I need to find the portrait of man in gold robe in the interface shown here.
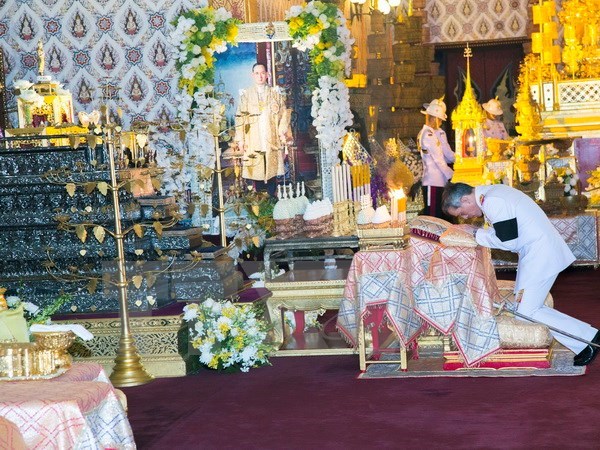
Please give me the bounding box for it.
[234,63,291,183]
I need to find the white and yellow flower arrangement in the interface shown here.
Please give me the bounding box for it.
[183,298,275,372]
[171,7,239,96]
[482,170,504,185]
[286,1,354,164]
[553,167,579,196]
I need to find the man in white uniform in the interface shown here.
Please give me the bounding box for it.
[442,182,600,366]
[417,99,455,220]
[482,98,509,143]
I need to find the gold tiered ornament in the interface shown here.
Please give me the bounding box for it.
[451,44,486,186]
[518,0,600,137]
[9,40,87,147]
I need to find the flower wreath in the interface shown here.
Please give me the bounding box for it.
[286,1,354,164]
[170,2,354,206]
[164,7,240,210]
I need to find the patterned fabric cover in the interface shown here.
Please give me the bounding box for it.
[409,215,452,242]
[0,364,134,449]
[439,226,477,248]
[337,235,501,366]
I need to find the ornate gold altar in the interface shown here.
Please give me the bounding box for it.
[523,0,600,138]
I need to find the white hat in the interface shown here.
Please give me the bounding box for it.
[421,99,447,120]
[422,98,447,113]
[482,98,503,116]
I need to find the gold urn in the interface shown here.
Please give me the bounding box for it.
[32,331,76,369]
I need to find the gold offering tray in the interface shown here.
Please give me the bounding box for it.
[357,224,409,251]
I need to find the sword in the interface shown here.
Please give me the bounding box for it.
[493,302,600,349]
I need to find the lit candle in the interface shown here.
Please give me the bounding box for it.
[397,189,407,223]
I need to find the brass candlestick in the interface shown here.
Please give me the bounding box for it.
[103,107,153,387]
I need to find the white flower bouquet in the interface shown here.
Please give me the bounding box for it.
[183,299,275,372]
[554,167,579,196]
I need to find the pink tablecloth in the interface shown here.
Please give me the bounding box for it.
[53,362,110,383]
[337,236,501,366]
[0,364,134,449]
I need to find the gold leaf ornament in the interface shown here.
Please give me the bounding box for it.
[153,221,163,236]
[252,236,261,247]
[134,249,144,256]
[151,177,162,191]
[93,226,106,243]
[97,181,109,196]
[207,123,220,137]
[146,274,157,288]
[87,279,98,294]
[85,182,96,194]
[133,224,144,238]
[132,275,143,289]
[76,224,87,242]
[66,183,76,197]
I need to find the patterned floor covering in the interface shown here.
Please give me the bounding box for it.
[358,347,586,379]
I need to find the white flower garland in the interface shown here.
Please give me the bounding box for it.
[167,6,237,213]
[311,76,353,164]
[286,2,354,164]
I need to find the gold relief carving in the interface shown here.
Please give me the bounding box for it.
[57,315,184,358]
[82,355,186,378]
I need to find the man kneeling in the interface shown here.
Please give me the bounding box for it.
[442,181,600,366]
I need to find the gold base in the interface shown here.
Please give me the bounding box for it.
[57,314,187,378]
[109,333,154,387]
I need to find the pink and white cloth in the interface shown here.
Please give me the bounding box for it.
[0,363,135,449]
[337,236,501,366]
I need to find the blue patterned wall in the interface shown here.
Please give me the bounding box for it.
[1,0,204,129]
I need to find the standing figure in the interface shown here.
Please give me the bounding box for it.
[417,98,455,220]
[442,182,600,366]
[482,97,509,140]
[234,63,291,188]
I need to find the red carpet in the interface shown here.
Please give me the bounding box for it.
[123,267,600,449]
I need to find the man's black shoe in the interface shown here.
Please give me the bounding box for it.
[573,331,600,366]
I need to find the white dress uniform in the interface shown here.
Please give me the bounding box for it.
[483,118,509,140]
[417,124,455,187]
[473,184,597,353]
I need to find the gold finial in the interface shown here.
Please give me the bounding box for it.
[451,43,485,132]
[463,43,473,59]
[37,40,45,77]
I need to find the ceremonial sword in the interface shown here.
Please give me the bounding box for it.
[493,302,600,349]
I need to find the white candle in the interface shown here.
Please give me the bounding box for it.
[340,163,346,201]
[345,163,353,202]
[331,170,337,203]
[337,165,343,201]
